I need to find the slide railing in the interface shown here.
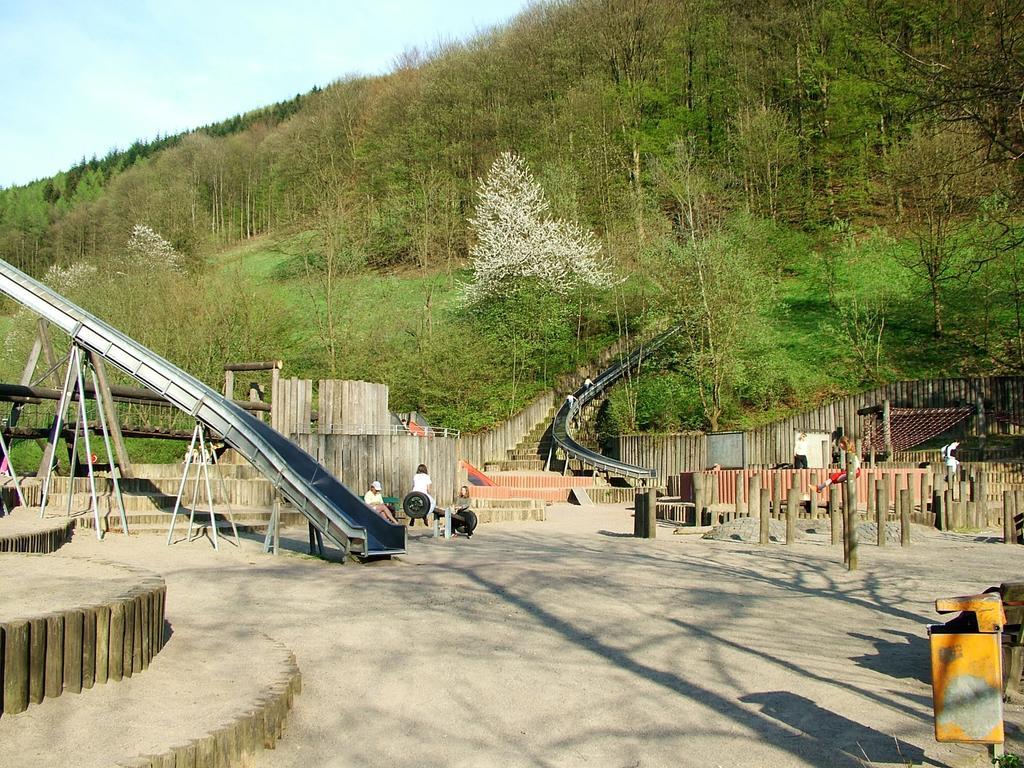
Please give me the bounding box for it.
[552,327,681,481]
[0,260,405,557]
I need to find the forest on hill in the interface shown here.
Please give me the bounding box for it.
[0,0,1021,437]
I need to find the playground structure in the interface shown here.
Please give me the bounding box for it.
[0,260,405,558]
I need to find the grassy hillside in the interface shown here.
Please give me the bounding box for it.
[0,0,1020,439]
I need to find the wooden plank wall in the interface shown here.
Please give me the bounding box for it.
[614,376,1024,480]
[295,433,460,506]
[270,378,312,436]
[277,387,554,505]
[318,380,390,434]
[615,434,707,479]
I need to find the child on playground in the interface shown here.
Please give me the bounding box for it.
[813,436,861,492]
[363,480,399,524]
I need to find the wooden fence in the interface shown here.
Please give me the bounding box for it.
[275,387,554,506]
[613,376,1024,479]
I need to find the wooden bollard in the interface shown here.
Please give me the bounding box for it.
[44,613,64,698]
[1005,491,1017,544]
[95,604,110,685]
[829,486,842,546]
[809,484,818,519]
[28,616,46,704]
[123,598,136,677]
[748,475,761,518]
[109,602,125,682]
[771,477,781,521]
[900,488,911,547]
[879,480,890,528]
[786,487,798,545]
[3,621,30,714]
[63,609,84,694]
[1016,491,1024,543]
[933,491,945,530]
[633,492,645,537]
[759,488,770,545]
[133,595,144,674]
[978,473,989,526]
[846,473,858,571]
[140,594,152,669]
[877,488,887,547]
[81,606,96,690]
[734,474,744,521]
[692,473,705,526]
[944,490,955,531]
[920,472,930,518]
[866,474,876,518]
[646,488,657,538]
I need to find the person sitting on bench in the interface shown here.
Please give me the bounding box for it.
[364,480,399,524]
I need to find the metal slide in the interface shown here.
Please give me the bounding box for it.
[0,260,405,557]
[552,327,681,481]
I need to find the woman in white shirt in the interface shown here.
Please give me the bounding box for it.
[410,464,434,526]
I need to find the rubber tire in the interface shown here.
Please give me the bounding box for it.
[453,509,478,537]
[403,491,431,520]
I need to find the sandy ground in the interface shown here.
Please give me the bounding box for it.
[3,503,1023,768]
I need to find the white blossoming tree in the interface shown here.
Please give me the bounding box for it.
[464,152,613,302]
[463,152,615,408]
[126,224,184,273]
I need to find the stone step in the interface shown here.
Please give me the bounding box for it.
[38,476,274,508]
[485,459,546,472]
[469,485,570,503]
[488,473,599,490]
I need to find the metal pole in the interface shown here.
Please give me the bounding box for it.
[0,426,25,507]
[197,428,219,551]
[166,425,199,545]
[39,347,78,517]
[72,347,102,540]
[88,360,128,535]
[209,443,239,546]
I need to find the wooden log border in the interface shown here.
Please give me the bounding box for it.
[0,519,75,554]
[113,643,302,768]
[0,561,167,716]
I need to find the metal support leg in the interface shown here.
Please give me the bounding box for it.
[72,348,102,539]
[40,347,79,517]
[197,428,219,551]
[0,426,25,507]
[209,445,239,546]
[88,361,128,534]
[167,426,200,545]
[444,507,452,540]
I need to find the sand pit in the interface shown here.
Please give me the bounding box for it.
[1,502,1021,767]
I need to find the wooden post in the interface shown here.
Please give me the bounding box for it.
[692,473,705,526]
[878,487,888,547]
[1005,491,1017,545]
[3,621,30,714]
[866,473,876,519]
[748,474,761,519]
[759,488,770,545]
[944,490,955,531]
[934,490,945,531]
[809,483,818,519]
[829,486,842,547]
[646,487,657,538]
[977,472,989,527]
[920,472,930,517]
[846,472,859,570]
[89,352,132,479]
[633,492,645,537]
[734,473,744,521]
[786,487,798,545]
[882,399,892,458]
[771,474,781,521]
[900,488,911,547]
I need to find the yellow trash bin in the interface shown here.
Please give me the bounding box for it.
[929,592,1005,745]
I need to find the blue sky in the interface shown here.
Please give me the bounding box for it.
[0,0,532,189]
